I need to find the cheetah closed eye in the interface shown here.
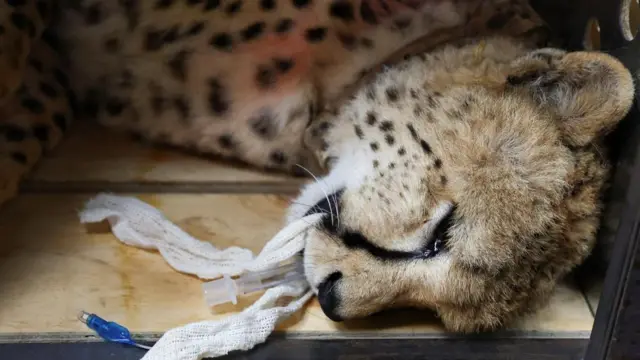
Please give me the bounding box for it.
[290,37,634,332]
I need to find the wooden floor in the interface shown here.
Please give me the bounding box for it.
[0,122,601,343]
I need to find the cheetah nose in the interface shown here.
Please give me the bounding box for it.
[317,271,344,322]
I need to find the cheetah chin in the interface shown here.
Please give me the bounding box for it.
[287,37,634,332]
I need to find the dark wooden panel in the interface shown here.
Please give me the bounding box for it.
[584,78,640,360]
[0,338,589,360]
[530,0,586,49]
[608,252,640,360]
[584,149,640,360]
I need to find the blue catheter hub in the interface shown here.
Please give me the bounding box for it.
[78,310,150,350]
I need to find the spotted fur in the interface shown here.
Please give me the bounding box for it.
[0,0,550,207]
[289,37,634,331]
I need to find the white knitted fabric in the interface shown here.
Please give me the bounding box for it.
[79,193,322,360]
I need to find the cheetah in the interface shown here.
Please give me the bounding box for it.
[0,0,634,332]
[0,0,547,206]
[289,38,634,331]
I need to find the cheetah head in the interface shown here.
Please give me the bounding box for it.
[287,37,635,332]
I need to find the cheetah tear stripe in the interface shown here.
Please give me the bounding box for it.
[79,193,322,360]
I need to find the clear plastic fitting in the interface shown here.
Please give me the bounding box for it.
[202,258,305,308]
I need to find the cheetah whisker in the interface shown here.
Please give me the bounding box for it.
[294,164,338,228]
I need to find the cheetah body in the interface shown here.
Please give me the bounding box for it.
[0,0,545,187]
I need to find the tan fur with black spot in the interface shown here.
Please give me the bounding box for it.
[291,37,634,332]
[0,0,546,208]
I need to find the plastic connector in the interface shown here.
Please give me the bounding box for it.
[202,258,305,308]
[78,311,151,350]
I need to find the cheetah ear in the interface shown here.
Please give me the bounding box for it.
[506,49,635,147]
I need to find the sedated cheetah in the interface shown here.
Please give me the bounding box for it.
[0,0,547,206]
[0,1,635,332]
[289,39,634,330]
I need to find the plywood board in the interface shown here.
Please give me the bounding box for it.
[0,194,593,340]
[27,122,301,188]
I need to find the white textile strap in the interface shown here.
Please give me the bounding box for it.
[79,193,322,360]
